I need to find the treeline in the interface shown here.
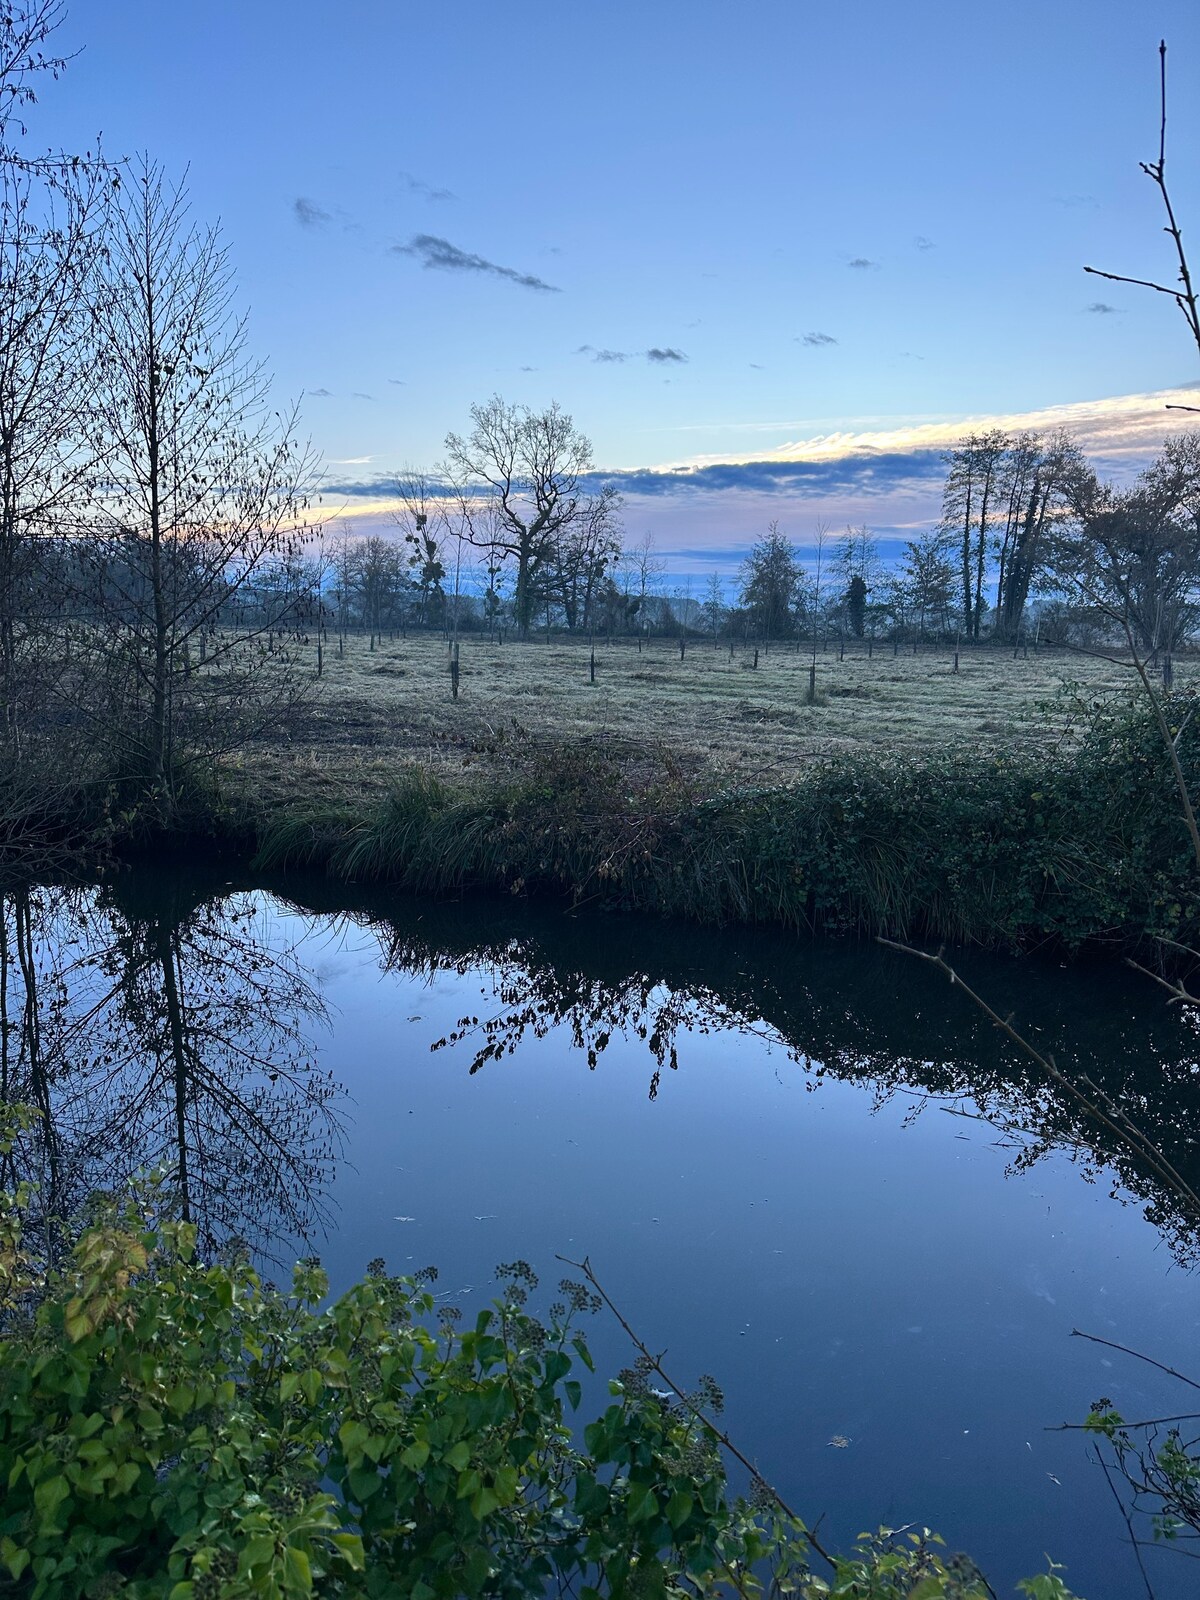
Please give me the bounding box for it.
[720,429,1200,654]
[317,421,1200,654]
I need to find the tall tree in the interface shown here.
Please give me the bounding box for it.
[78,161,318,814]
[740,522,801,639]
[443,396,619,639]
[1063,433,1200,659]
[941,430,1008,640]
[994,430,1085,640]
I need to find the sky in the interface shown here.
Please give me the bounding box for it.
[30,0,1200,576]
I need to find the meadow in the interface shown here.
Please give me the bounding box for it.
[241,628,1176,806]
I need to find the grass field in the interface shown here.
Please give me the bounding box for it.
[236,629,1191,806]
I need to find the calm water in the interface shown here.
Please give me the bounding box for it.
[5,866,1200,1599]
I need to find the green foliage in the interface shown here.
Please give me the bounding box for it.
[0,1144,1080,1599]
[250,692,1200,954]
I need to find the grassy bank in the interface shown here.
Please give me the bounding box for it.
[243,691,1200,953]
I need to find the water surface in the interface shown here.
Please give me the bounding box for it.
[4,868,1199,1599]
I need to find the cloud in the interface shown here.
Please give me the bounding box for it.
[800,331,837,347]
[577,345,689,365]
[749,363,764,370]
[400,170,455,202]
[848,257,877,270]
[307,387,333,398]
[330,455,374,466]
[1086,301,1119,314]
[594,452,944,502]
[914,235,934,250]
[352,391,376,401]
[294,197,331,228]
[578,344,631,363]
[387,377,406,385]
[319,387,1200,565]
[519,365,537,372]
[395,234,560,292]
[1053,193,1099,209]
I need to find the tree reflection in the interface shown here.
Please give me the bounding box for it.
[0,878,342,1257]
[367,905,1200,1263]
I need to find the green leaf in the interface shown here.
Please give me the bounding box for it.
[564,1380,583,1411]
[0,1540,29,1581]
[400,1440,431,1471]
[282,1545,313,1594]
[33,1475,69,1525]
[666,1489,694,1529]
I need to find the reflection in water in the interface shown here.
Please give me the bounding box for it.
[373,903,1200,1265]
[0,878,342,1256]
[6,865,1200,1273]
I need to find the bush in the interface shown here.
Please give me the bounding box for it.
[0,1107,1075,1599]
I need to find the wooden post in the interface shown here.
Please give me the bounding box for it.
[679,636,686,661]
[450,641,460,700]
[752,648,759,669]
[589,647,595,683]
[893,639,899,657]
[953,629,961,674]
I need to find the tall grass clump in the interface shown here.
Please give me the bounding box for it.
[248,695,1200,953]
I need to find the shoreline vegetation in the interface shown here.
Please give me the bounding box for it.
[8,641,1199,961]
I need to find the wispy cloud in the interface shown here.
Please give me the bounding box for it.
[1086,301,1119,314]
[520,365,537,372]
[352,391,376,401]
[848,257,878,270]
[914,235,935,250]
[799,331,837,347]
[329,455,374,466]
[307,387,333,398]
[387,377,406,385]
[294,197,331,228]
[578,345,689,365]
[578,345,631,363]
[395,234,560,292]
[400,170,455,202]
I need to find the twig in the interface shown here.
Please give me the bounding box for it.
[1085,41,1200,376]
[1097,1445,1158,1600]
[1125,956,1200,1009]
[1070,1329,1200,1393]
[1050,1413,1200,1432]
[556,1251,838,1573]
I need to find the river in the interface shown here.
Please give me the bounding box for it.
[3,865,1199,1599]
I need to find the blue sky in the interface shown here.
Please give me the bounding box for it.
[36,0,1200,571]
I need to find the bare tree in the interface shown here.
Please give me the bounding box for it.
[394,466,447,629]
[77,160,319,815]
[443,395,620,639]
[1062,434,1200,662]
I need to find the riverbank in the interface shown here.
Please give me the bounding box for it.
[7,679,1198,956]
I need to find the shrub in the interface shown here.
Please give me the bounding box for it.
[0,1108,1072,1598]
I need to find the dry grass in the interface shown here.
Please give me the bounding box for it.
[233,630,1194,805]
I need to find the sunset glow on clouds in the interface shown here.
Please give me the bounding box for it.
[320,385,1200,573]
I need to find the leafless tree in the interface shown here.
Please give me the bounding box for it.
[76,160,319,815]
[443,395,620,639]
